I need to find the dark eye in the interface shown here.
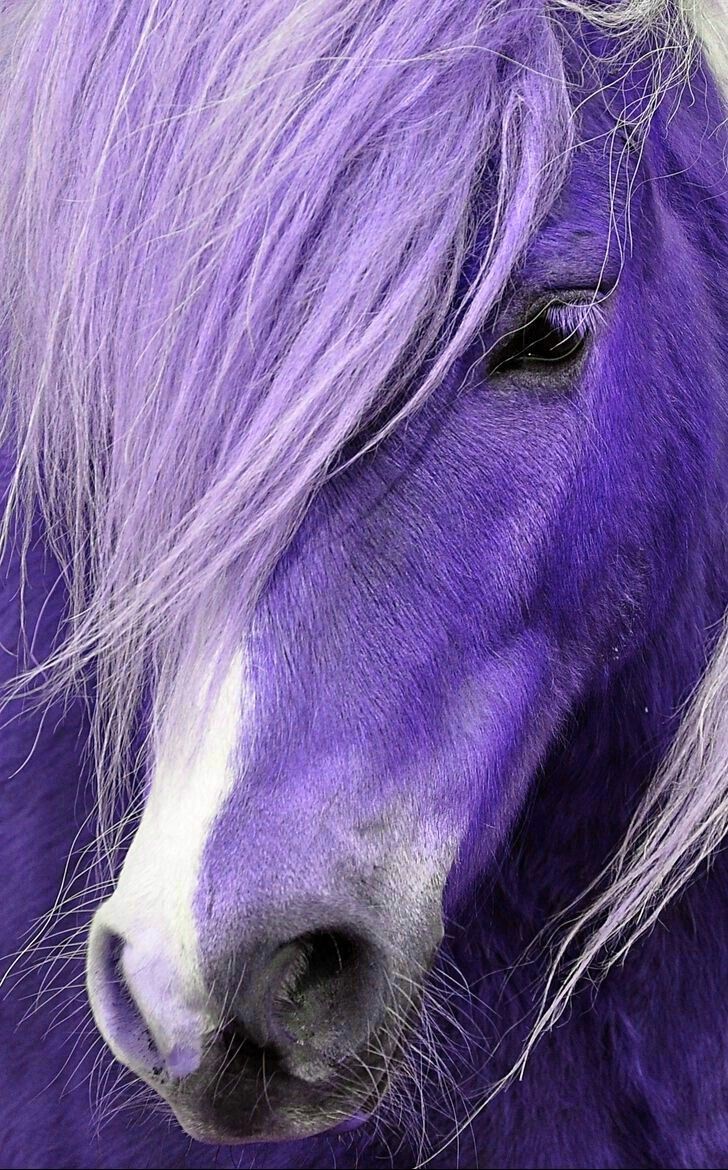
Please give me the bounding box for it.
[488,300,591,377]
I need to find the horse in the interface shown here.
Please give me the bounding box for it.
[1,0,727,1166]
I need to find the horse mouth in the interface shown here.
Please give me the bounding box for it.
[163,1038,394,1145]
[171,1082,386,1146]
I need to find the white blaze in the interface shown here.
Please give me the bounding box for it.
[92,653,246,1070]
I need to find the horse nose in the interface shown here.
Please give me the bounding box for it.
[230,926,387,1082]
[88,905,390,1089]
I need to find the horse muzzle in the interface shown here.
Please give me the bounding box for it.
[87,895,440,1142]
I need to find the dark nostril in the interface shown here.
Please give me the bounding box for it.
[241,928,385,1082]
[275,930,360,1029]
[87,925,163,1077]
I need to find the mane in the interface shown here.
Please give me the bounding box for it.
[0,0,724,1130]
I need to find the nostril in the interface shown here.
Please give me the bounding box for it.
[276,930,360,1025]
[87,925,163,1078]
[252,928,385,1081]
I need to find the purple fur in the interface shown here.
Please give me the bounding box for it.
[1,1,728,1168]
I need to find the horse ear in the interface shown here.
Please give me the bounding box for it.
[689,0,728,95]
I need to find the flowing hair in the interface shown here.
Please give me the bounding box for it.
[0,0,725,1135]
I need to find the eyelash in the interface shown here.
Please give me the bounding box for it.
[488,298,603,377]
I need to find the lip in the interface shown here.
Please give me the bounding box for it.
[171,1099,372,1147]
[164,1050,391,1145]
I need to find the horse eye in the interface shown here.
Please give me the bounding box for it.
[488,302,589,377]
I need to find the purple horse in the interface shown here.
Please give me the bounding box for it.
[1,0,728,1166]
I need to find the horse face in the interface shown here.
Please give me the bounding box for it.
[87,91,723,1142]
